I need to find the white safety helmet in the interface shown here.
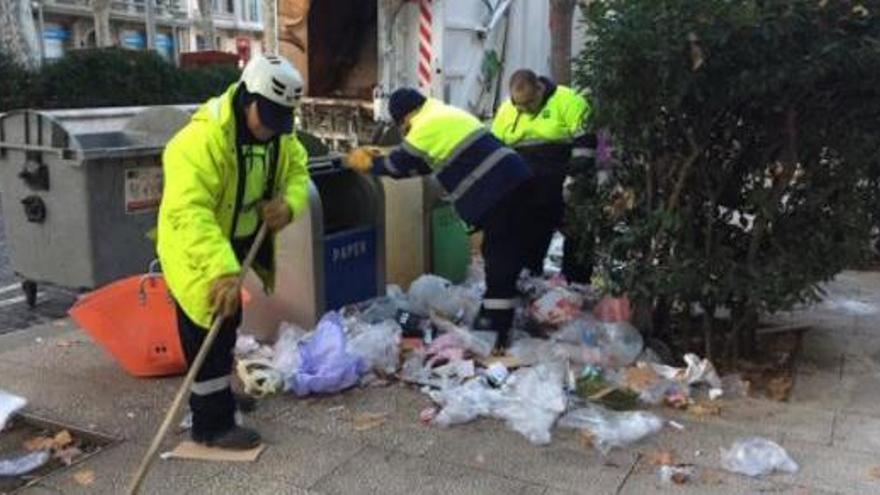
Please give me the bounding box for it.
[240,54,304,108]
[236,358,283,399]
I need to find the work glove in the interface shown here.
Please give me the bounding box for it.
[259,198,292,232]
[344,147,381,173]
[209,274,241,318]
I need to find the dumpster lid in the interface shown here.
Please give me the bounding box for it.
[0,106,196,163]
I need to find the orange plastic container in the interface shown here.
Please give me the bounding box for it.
[70,273,251,378]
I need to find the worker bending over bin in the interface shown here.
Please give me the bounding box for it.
[492,69,597,284]
[157,55,310,450]
[345,88,533,350]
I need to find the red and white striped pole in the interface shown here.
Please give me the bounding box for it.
[418,0,433,95]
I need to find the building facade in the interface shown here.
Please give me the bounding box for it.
[30,0,264,64]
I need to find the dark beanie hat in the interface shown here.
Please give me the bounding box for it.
[388,88,427,125]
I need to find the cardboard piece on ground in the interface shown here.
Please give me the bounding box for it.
[165,441,265,462]
[477,355,523,369]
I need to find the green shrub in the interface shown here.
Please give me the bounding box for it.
[571,0,880,359]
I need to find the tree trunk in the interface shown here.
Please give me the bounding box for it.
[0,0,41,69]
[91,0,113,47]
[262,0,277,55]
[197,0,215,50]
[548,0,576,85]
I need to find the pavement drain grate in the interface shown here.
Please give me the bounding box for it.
[0,413,121,494]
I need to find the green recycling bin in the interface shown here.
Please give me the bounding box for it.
[430,203,470,284]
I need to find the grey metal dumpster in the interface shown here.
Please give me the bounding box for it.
[243,153,386,336]
[0,106,191,305]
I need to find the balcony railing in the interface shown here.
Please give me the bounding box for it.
[42,0,188,21]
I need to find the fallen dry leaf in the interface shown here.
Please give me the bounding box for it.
[767,376,794,401]
[624,366,661,392]
[689,401,722,417]
[73,469,95,486]
[868,466,880,480]
[54,446,83,466]
[578,429,596,450]
[646,449,676,467]
[23,436,56,452]
[353,412,387,432]
[54,430,73,448]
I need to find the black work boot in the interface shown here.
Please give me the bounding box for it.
[234,393,257,413]
[193,426,262,450]
[474,308,514,352]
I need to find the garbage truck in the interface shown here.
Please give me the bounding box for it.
[279,0,568,150]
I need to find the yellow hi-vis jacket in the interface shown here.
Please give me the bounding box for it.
[157,83,310,328]
[491,78,594,168]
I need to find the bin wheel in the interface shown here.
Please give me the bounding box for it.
[22,281,37,308]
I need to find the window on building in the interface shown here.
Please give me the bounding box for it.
[248,0,260,22]
[226,0,234,13]
[196,35,207,51]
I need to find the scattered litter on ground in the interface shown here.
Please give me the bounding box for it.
[668,420,685,431]
[659,464,696,485]
[558,404,664,454]
[23,429,73,452]
[287,312,366,396]
[236,358,283,398]
[652,353,723,398]
[353,412,388,431]
[55,339,84,348]
[646,449,677,466]
[720,437,798,477]
[0,390,27,431]
[72,469,96,486]
[54,446,83,466]
[0,451,51,477]
[688,401,722,417]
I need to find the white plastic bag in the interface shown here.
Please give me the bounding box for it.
[558,404,664,453]
[720,437,798,477]
[492,363,567,445]
[652,353,723,398]
[430,379,502,427]
[0,451,50,476]
[346,320,402,374]
[0,390,26,431]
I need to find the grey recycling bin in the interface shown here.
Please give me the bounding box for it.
[0,106,191,305]
[243,153,386,336]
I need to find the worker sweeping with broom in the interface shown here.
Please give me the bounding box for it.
[155,54,309,451]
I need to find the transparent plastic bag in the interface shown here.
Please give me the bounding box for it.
[360,285,411,323]
[346,320,402,374]
[408,275,479,322]
[598,321,644,367]
[529,287,585,327]
[720,437,798,477]
[430,378,502,427]
[272,322,308,384]
[554,316,600,346]
[429,314,493,357]
[558,404,664,454]
[492,363,567,445]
